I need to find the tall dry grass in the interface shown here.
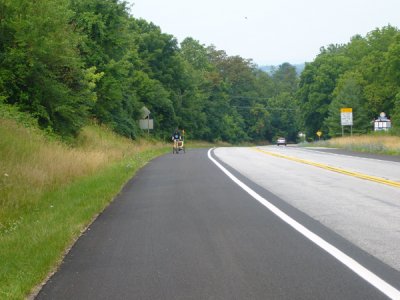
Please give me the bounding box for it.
[0,119,165,219]
[316,135,400,155]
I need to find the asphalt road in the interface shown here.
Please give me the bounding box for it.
[214,146,400,273]
[37,148,400,299]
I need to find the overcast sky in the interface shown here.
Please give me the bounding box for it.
[127,0,400,66]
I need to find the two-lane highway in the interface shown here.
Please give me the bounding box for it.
[37,147,400,299]
[214,146,400,273]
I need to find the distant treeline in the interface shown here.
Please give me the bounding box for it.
[1,0,399,142]
[260,64,305,76]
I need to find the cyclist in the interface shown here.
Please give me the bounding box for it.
[171,128,181,149]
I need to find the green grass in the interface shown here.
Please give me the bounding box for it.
[0,145,169,300]
[0,107,170,299]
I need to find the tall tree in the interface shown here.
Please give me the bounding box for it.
[70,0,143,138]
[297,44,351,137]
[359,26,400,116]
[325,71,370,136]
[0,0,99,137]
[272,62,298,95]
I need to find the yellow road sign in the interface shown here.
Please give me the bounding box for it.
[341,108,353,113]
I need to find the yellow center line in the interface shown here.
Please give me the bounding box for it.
[253,147,400,189]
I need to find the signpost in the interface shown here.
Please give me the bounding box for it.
[139,106,153,135]
[340,108,353,136]
[316,130,322,140]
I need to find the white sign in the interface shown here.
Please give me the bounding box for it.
[139,119,153,130]
[374,112,391,131]
[340,108,353,126]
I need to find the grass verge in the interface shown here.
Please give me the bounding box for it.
[0,114,169,299]
[303,134,400,156]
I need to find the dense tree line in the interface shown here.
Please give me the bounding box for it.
[1,0,398,143]
[298,25,400,138]
[0,0,299,143]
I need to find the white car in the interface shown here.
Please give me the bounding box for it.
[277,137,287,146]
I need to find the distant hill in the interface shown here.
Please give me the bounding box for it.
[260,63,305,75]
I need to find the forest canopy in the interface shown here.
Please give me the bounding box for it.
[298,25,400,138]
[1,0,399,142]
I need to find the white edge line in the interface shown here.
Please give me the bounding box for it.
[208,148,400,300]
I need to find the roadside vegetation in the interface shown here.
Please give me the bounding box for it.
[304,133,400,156]
[0,107,169,299]
[0,0,300,144]
[298,26,400,139]
[2,0,400,145]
